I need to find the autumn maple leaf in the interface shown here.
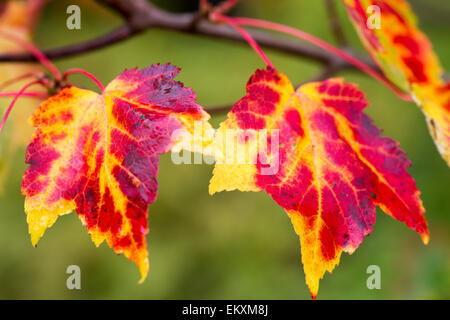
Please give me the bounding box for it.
[209,68,428,298]
[21,63,214,281]
[343,0,450,166]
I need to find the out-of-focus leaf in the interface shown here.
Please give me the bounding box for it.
[343,0,450,165]
[0,0,45,191]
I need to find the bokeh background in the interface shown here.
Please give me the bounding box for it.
[0,0,448,299]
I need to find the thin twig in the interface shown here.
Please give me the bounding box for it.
[206,105,233,115]
[325,0,348,47]
[206,64,350,115]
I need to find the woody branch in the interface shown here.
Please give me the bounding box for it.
[0,0,377,114]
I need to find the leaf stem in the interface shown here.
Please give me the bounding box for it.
[222,16,412,101]
[0,72,43,91]
[325,0,348,47]
[0,80,44,134]
[63,68,105,93]
[0,30,62,80]
[28,0,49,31]
[0,91,47,98]
[211,13,275,70]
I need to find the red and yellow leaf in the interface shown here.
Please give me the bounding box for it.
[343,0,450,165]
[209,68,428,298]
[21,63,214,281]
[0,0,44,191]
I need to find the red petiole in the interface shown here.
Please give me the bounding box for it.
[211,13,276,70]
[63,69,105,93]
[0,91,48,98]
[211,13,412,101]
[0,80,46,134]
[214,0,240,14]
[0,30,62,80]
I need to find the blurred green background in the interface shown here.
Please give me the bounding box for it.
[0,0,448,299]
